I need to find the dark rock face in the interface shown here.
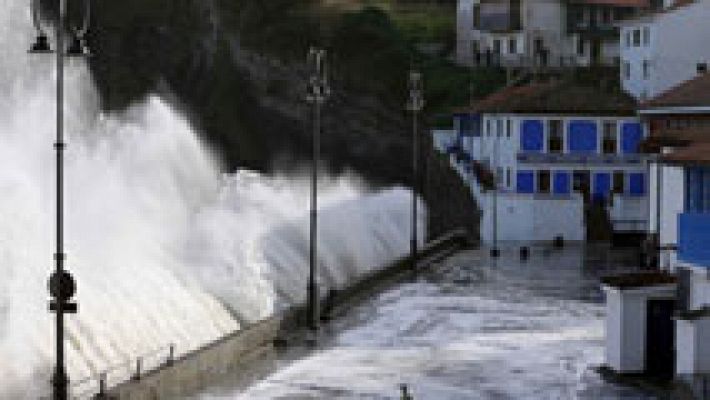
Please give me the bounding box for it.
[81,0,479,239]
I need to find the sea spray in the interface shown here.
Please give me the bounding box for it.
[0,0,425,397]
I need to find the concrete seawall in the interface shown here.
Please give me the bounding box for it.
[99,230,469,400]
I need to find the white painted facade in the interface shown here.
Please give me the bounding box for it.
[449,112,649,244]
[620,1,710,101]
[648,160,684,272]
[456,0,631,68]
[603,284,677,373]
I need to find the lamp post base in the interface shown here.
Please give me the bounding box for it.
[307,281,319,331]
[410,239,418,271]
[52,369,68,400]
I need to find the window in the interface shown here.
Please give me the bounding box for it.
[625,31,631,48]
[613,171,625,194]
[643,26,650,46]
[493,39,501,55]
[548,119,563,153]
[506,119,512,138]
[623,62,631,80]
[496,119,503,137]
[642,60,650,80]
[486,119,491,136]
[538,170,551,194]
[508,38,517,54]
[603,121,618,154]
[686,167,710,212]
[577,38,585,56]
[698,63,708,74]
[633,29,641,47]
[506,168,511,188]
[603,7,612,24]
[473,4,480,28]
[573,170,591,195]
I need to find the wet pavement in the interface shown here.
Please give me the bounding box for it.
[197,245,672,400]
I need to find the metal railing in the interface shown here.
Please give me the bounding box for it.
[63,343,176,399]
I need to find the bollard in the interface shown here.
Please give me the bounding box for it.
[400,384,413,400]
[520,246,530,261]
[553,235,564,249]
[490,247,500,258]
[133,358,142,381]
[96,372,107,399]
[167,344,175,367]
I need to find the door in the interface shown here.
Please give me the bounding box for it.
[646,299,675,377]
[591,39,602,65]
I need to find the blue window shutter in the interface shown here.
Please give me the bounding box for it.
[629,173,646,197]
[553,171,571,195]
[622,123,643,154]
[568,121,598,153]
[517,171,535,193]
[521,120,544,152]
[593,172,611,202]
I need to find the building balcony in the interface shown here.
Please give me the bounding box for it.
[567,23,619,39]
[678,213,710,267]
[516,152,644,166]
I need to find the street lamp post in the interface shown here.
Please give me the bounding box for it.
[305,47,330,331]
[29,0,90,398]
[407,71,425,271]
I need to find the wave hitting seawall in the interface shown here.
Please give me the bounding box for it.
[0,1,425,397]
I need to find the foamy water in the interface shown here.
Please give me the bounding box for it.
[0,1,424,397]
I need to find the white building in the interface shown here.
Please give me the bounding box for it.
[450,80,648,245]
[619,0,710,101]
[456,0,649,69]
[605,73,710,388]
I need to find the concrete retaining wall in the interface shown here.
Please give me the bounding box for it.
[99,230,468,400]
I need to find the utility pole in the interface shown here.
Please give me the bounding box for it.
[29,0,91,397]
[407,70,425,271]
[305,47,330,331]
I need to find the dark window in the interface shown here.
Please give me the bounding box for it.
[624,62,631,80]
[538,170,551,194]
[625,31,631,48]
[508,38,517,54]
[603,7,612,23]
[643,27,650,46]
[506,119,512,138]
[613,171,625,194]
[685,168,710,212]
[506,168,511,187]
[698,63,708,74]
[573,170,591,195]
[548,120,563,153]
[633,29,641,47]
[577,38,585,56]
[643,60,650,79]
[493,39,501,54]
[473,4,480,28]
[603,121,618,154]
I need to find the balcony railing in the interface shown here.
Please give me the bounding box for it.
[678,213,710,267]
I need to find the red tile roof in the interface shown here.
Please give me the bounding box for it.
[661,142,710,165]
[465,80,637,116]
[640,127,710,153]
[642,73,710,110]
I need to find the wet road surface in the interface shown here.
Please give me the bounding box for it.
[197,245,669,400]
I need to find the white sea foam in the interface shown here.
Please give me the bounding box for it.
[0,1,424,397]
